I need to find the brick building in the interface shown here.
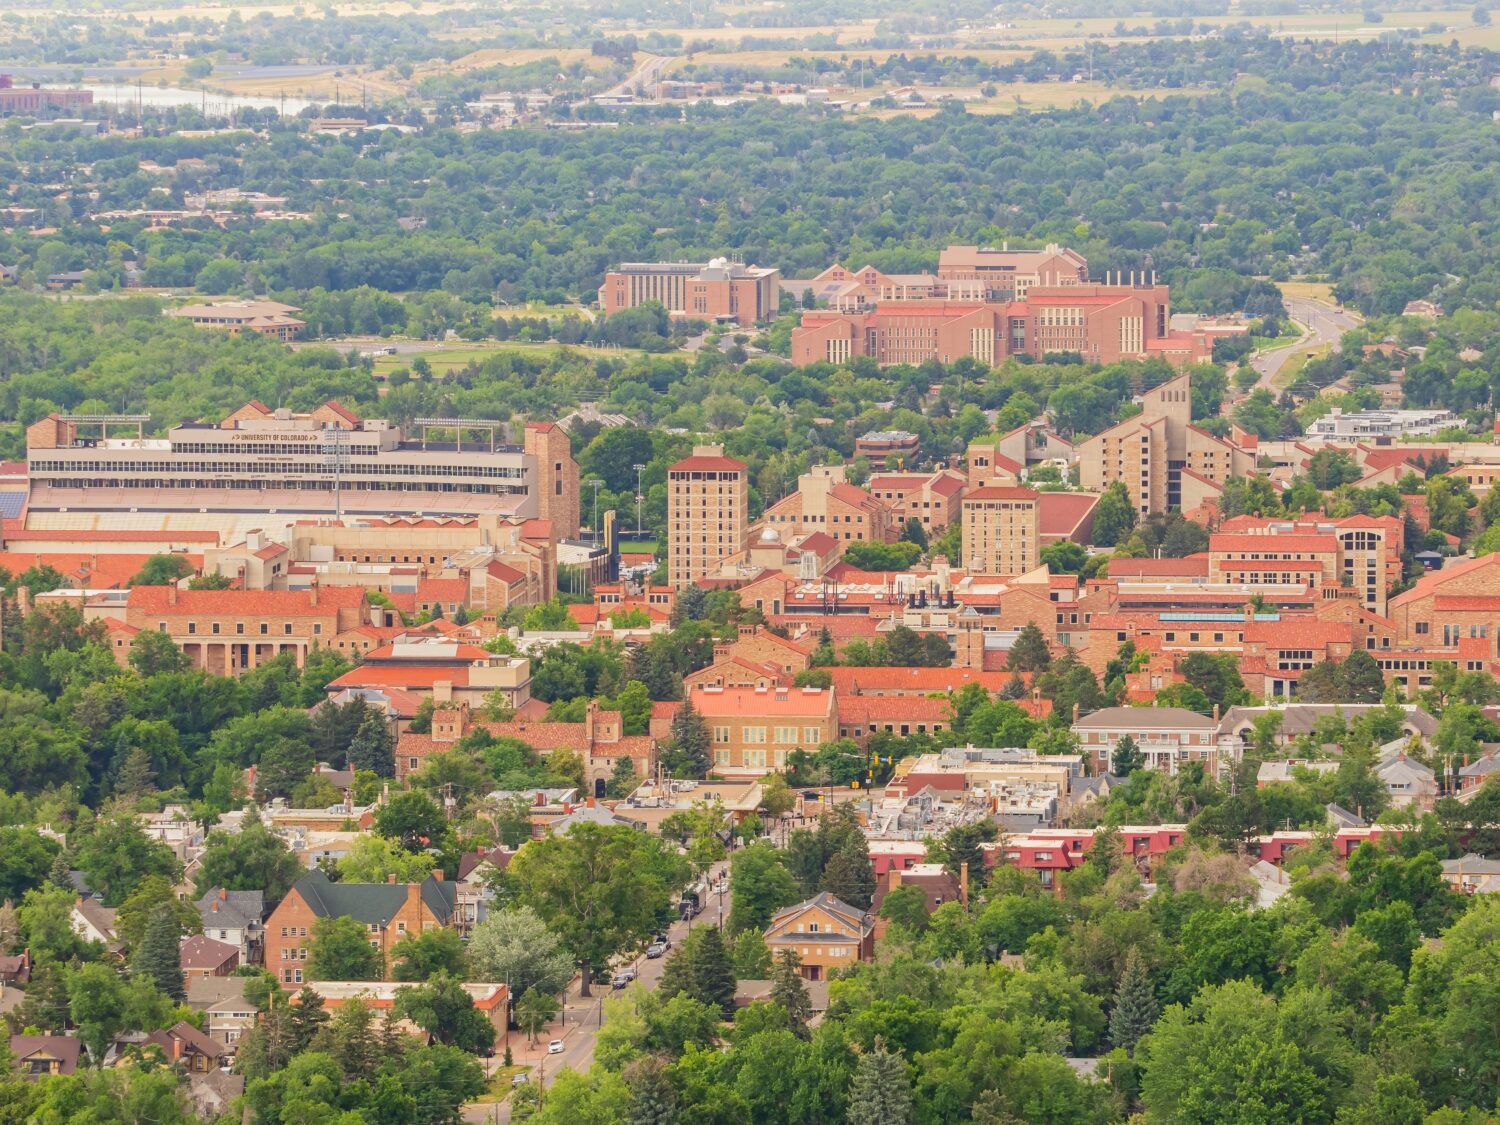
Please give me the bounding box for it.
[668,445,749,589]
[961,486,1041,576]
[867,469,966,532]
[681,683,839,776]
[598,258,780,328]
[123,586,369,674]
[760,465,894,544]
[853,430,920,470]
[1078,373,1255,516]
[763,893,874,981]
[263,869,457,987]
[1071,706,1222,777]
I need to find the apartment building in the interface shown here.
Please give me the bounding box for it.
[961,486,1041,576]
[263,869,457,986]
[25,401,580,533]
[598,258,780,328]
[760,465,894,544]
[1214,515,1402,615]
[1078,373,1256,515]
[686,683,839,776]
[122,586,370,674]
[1303,407,1461,444]
[324,637,533,710]
[867,469,966,532]
[668,445,749,589]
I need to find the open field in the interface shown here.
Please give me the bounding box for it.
[1273,342,1331,390]
[441,48,614,72]
[863,80,1215,118]
[492,303,595,321]
[1279,281,1340,304]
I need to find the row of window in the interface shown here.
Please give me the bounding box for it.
[34,458,528,480]
[712,725,824,745]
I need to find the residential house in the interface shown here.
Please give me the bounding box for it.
[9,1034,83,1078]
[1377,744,1437,811]
[71,898,118,947]
[1441,853,1500,894]
[179,935,240,979]
[143,1022,233,1072]
[295,981,510,1048]
[186,976,258,1046]
[0,951,30,985]
[195,887,264,965]
[263,869,457,986]
[763,893,875,981]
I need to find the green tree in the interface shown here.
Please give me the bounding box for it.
[464,905,574,997]
[508,823,685,995]
[127,554,195,587]
[132,904,186,1004]
[769,951,812,1040]
[1112,733,1144,776]
[116,874,200,952]
[515,985,561,1044]
[67,962,131,1066]
[878,884,931,936]
[659,925,737,1019]
[729,840,799,934]
[819,835,875,909]
[128,630,192,676]
[73,812,180,906]
[391,973,496,1054]
[848,1037,913,1125]
[662,694,712,778]
[194,820,303,904]
[1007,623,1051,674]
[375,790,446,852]
[347,709,395,777]
[392,928,467,982]
[1110,947,1157,1056]
[306,914,383,981]
[1093,480,1138,547]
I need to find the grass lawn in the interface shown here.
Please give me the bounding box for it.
[1279,281,1341,304]
[471,1065,529,1105]
[616,539,659,555]
[1273,343,1331,390]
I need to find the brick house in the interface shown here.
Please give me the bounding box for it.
[763,893,875,981]
[263,869,457,987]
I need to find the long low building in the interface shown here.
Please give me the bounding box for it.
[25,401,579,537]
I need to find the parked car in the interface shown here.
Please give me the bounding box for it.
[645,941,668,959]
[548,1039,565,1055]
[611,971,634,990]
[511,1072,529,1087]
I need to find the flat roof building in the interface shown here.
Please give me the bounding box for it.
[25,400,580,534]
[167,300,305,342]
[599,257,780,328]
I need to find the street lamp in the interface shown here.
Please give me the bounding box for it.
[632,463,645,536]
[587,479,603,546]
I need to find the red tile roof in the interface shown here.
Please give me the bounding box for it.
[964,486,1039,501]
[1245,619,1353,648]
[1209,533,1340,553]
[1036,492,1100,536]
[839,696,951,723]
[689,684,834,717]
[1,528,220,543]
[1391,552,1500,609]
[670,454,746,472]
[1107,556,1210,578]
[128,586,365,616]
[328,666,471,689]
[827,666,1012,694]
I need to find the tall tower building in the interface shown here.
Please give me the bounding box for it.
[523,422,580,540]
[668,445,748,589]
[961,486,1041,576]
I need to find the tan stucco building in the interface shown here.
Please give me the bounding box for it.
[668,445,749,589]
[960,486,1040,576]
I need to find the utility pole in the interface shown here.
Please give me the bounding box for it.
[632,463,645,535]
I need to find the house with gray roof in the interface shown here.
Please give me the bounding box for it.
[1071,706,1220,777]
[196,887,264,965]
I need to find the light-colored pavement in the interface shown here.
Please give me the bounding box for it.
[462,862,730,1123]
[1248,296,1361,390]
[595,53,672,102]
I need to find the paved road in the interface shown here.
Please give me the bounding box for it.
[1248,296,1362,391]
[596,53,673,101]
[463,863,730,1123]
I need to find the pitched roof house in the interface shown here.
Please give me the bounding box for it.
[9,1034,83,1078]
[763,893,875,981]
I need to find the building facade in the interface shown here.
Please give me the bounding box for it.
[1078,373,1255,515]
[760,465,894,544]
[668,445,749,589]
[687,683,839,775]
[598,258,780,328]
[26,401,580,529]
[961,486,1041,576]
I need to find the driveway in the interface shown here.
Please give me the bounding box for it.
[462,863,731,1123]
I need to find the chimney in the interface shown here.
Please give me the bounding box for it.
[308,582,319,607]
[959,861,969,907]
[387,873,397,884]
[1072,702,1080,723]
[211,900,218,913]
[432,869,443,882]
[1213,704,1220,721]
[219,888,227,900]
[167,583,178,606]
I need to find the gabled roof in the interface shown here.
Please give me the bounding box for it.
[9,1034,82,1073]
[289,869,455,926]
[768,892,870,936]
[146,1021,230,1060]
[1072,706,1216,730]
[195,888,264,929]
[179,935,240,970]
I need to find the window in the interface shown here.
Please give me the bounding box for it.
[744,726,766,744]
[284,623,293,635]
[714,726,730,744]
[804,726,822,745]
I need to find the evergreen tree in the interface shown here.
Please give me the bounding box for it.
[114,745,156,802]
[311,697,367,768]
[819,836,875,910]
[1001,675,1028,700]
[47,849,74,892]
[659,926,737,1019]
[770,951,812,1039]
[624,1056,679,1125]
[1007,623,1051,674]
[1092,480,1137,548]
[347,709,395,777]
[663,696,711,778]
[14,962,70,1032]
[132,903,185,1003]
[848,1037,913,1125]
[289,986,331,1052]
[605,755,639,798]
[1109,947,1158,1056]
[900,517,929,551]
[1112,734,1144,776]
[1342,651,1386,704]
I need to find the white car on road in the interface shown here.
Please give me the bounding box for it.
[547,1039,565,1055]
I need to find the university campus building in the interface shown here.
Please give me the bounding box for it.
[598,257,781,327]
[25,401,579,536]
[787,244,1217,369]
